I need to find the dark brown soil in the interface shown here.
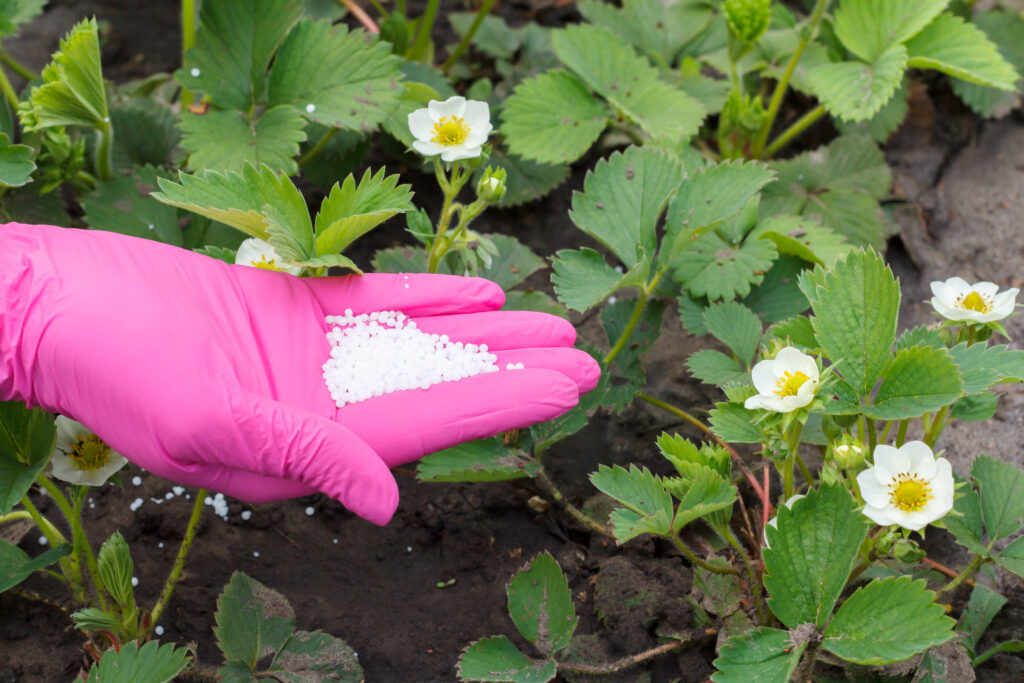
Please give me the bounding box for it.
[3,2,1024,682]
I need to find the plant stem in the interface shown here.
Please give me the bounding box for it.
[793,642,821,681]
[95,119,113,182]
[338,0,380,32]
[750,0,828,158]
[36,476,75,522]
[921,557,973,583]
[782,422,805,499]
[180,0,197,107]
[440,0,496,72]
[763,103,827,158]
[408,0,438,61]
[938,554,987,596]
[604,269,665,366]
[0,510,33,524]
[669,534,740,575]
[558,638,691,674]
[533,467,613,538]
[145,488,206,635]
[298,127,337,167]
[895,418,909,447]
[0,48,34,81]
[717,523,764,624]
[70,485,108,610]
[16,496,65,546]
[923,405,949,447]
[0,65,19,110]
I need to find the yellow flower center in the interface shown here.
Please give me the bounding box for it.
[775,371,810,397]
[250,256,280,271]
[69,434,112,471]
[957,290,992,313]
[889,473,933,512]
[431,116,470,146]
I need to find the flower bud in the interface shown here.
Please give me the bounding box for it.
[893,538,926,563]
[830,438,866,470]
[723,0,771,44]
[476,166,507,203]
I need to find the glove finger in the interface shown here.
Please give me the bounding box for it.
[334,368,580,467]
[490,347,601,393]
[303,272,504,318]
[161,464,318,502]
[411,310,578,350]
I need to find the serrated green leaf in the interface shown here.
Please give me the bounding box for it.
[665,469,737,529]
[97,532,134,608]
[694,559,743,616]
[943,474,986,556]
[570,146,686,268]
[194,245,238,264]
[153,163,308,242]
[807,45,908,122]
[553,24,705,141]
[972,454,1024,541]
[750,216,851,268]
[176,0,302,111]
[708,402,763,444]
[673,231,778,301]
[551,249,642,312]
[766,134,892,198]
[862,346,962,419]
[0,540,71,593]
[765,315,819,351]
[109,97,181,171]
[742,255,810,323]
[599,298,665,410]
[267,20,404,132]
[687,349,749,386]
[0,401,55,515]
[0,0,44,38]
[838,81,910,143]
[823,577,955,664]
[711,627,806,683]
[214,571,296,666]
[417,438,539,483]
[83,641,190,683]
[951,11,1024,118]
[507,552,578,655]
[273,629,364,682]
[906,14,1018,90]
[952,391,998,422]
[312,168,412,256]
[457,636,556,683]
[0,133,34,187]
[994,535,1024,579]
[958,583,1006,652]
[589,465,673,542]
[82,165,182,245]
[806,248,899,396]
[501,291,568,319]
[501,69,608,164]
[371,245,428,274]
[578,0,713,66]
[896,325,945,351]
[662,160,776,265]
[950,342,1024,395]
[476,148,569,208]
[180,105,306,175]
[764,485,869,629]
[808,191,888,248]
[21,18,108,131]
[449,13,519,61]
[703,301,762,366]
[293,254,360,273]
[832,0,948,63]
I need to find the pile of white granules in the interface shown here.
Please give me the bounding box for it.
[322,309,504,407]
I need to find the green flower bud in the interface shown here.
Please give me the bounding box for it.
[723,0,772,44]
[892,537,926,563]
[830,438,866,470]
[476,166,507,203]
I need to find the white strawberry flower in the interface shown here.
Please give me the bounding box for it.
[744,347,820,413]
[51,416,127,486]
[235,238,302,276]
[930,277,1017,323]
[856,441,954,532]
[407,96,492,162]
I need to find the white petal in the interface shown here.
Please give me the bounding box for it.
[773,347,810,374]
[795,377,819,399]
[428,96,467,121]
[750,359,777,395]
[861,504,897,527]
[857,470,890,508]
[885,507,928,531]
[744,394,769,410]
[901,441,936,476]
[943,277,972,296]
[929,458,955,502]
[462,129,492,149]
[50,452,86,485]
[441,145,482,161]
[412,140,444,157]
[764,396,797,412]
[55,416,88,453]
[463,100,491,128]
[973,281,999,297]
[991,288,1018,317]
[780,393,813,410]
[871,444,908,486]
[931,296,969,321]
[235,238,275,267]
[407,107,435,142]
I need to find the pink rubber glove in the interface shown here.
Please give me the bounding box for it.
[0,223,600,525]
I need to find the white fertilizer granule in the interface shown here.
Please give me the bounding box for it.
[322,309,503,407]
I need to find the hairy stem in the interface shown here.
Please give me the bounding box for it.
[145,488,206,635]
[408,0,439,61]
[670,534,740,575]
[938,554,987,596]
[71,485,108,610]
[717,523,764,624]
[0,65,19,110]
[298,127,337,167]
[603,292,650,366]
[180,0,197,107]
[558,638,693,674]
[0,47,35,81]
[763,103,827,158]
[95,119,113,182]
[534,467,613,538]
[338,0,380,32]
[440,0,496,71]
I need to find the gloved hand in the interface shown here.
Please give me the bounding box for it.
[0,223,600,525]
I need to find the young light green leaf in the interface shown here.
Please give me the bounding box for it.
[273,629,364,682]
[0,0,45,38]
[180,105,307,175]
[807,45,908,122]
[457,636,557,683]
[501,70,609,164]
[672,231,778,301]
[417,438,539,483]
[708,402,763,444]
[153,163,309,241]
[214,571,296,667]
[570,146,686,269]
[313,168,413,256]
[905,14,1019,91]
[896,325,945,352]
[972,454,1024,541]
[589,465,673,542]
[72,606,122,633]
[175,0,302,111]
[862,346,962,419]
[823,577,955,664]
[994,535,1024,579]
[267,20,405,132]
[507,552,578,655]
[686,349,749,387]
[82,641,190,683]
[0,133,34,187]
[664,469,737,529]
[703,301,762,367]
[0,401,56,515]
[578,0,713,66]
[550,248,634,312]
[805,248,899,396]
[82,166,182,245]
[749,216,851,268]
[552,24,705,142]
[21,18,108,131]
[763,485,869,629]
[476,148,569,208]
[711,627,807,683]
[958,583,1007,652]
[292,254,360,273]
[0,540,71,593]
[765,315,819,352]
[832,0,949,63]
[97,532,134,608]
